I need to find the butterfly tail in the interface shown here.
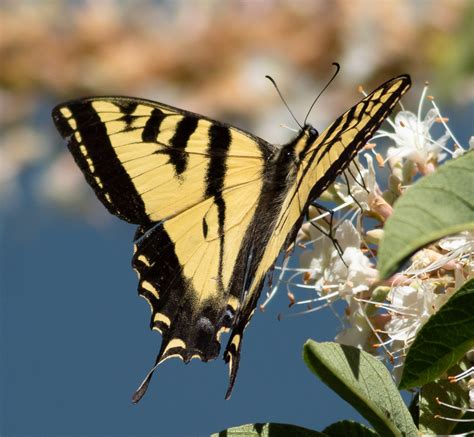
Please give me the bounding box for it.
[131,355,160,404]
[223,273,266,399]
[223,330,244,400]
[131,338,171,404]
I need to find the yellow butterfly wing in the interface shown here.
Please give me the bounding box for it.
[52,97,273,400]
[52,74,411,401]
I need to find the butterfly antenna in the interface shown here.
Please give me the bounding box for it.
[265,75,303,129]
[304,62,341,125]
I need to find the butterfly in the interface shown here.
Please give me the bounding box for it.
[52,72,410,402]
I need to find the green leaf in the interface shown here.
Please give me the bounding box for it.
[418,366,471,436]
[322,420,379,436]
[303,341,417,437]
[378,151,474,279]
[399,278,474,389]
[211,423,325,437]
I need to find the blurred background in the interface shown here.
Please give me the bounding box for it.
[1,1,473,436]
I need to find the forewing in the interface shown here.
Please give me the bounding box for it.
[52,96,272,224]
[223,74,411,398]
[301,75,412,199]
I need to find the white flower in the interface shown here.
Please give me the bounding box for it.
[336,153,377,211]
[437,231,474,288]
[299,220,377,299]
[438,231,474,252]
[386,109,449,166]
[335,316,370,349]
[336,153,393,220]
[335,297,372,349]
[384,281,449,345]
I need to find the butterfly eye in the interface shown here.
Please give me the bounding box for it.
[309,127,318,137]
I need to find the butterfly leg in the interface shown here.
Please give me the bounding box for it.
[308,203,346,264]
[348,160,369,192]
[342,170,365,214]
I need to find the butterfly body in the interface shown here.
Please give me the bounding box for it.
[52,74,410,401]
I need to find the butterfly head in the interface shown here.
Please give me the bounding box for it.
[284,124,319,164]
[303,124,319,141]
[274,124,319,178]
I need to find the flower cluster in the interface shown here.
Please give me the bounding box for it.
[268,82,473,418]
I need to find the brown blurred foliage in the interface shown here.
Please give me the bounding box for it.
[0,0,472,218]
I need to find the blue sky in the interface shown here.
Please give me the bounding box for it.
[1,207,365,436]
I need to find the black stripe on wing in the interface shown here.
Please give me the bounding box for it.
[167,117,199,176]
[307,75,411,203]
[52,101,150,224]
